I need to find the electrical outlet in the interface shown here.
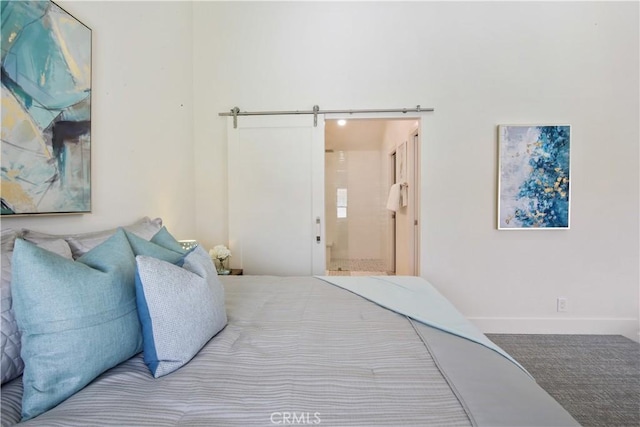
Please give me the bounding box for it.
[557,297,568,312]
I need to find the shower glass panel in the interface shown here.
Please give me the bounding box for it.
[325,150,389,275]
[325,150,348,272]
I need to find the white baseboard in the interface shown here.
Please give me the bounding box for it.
[469,317,640,343]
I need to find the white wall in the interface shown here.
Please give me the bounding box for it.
[9,2,634,340]
[1,1,196,239]
[194,1,639,339]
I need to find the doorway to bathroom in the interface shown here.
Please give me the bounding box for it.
[324,118,420,276]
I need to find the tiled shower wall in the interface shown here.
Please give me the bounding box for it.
[325,150,386,265]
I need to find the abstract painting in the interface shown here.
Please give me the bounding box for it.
[1,0,91,215]
[498,125,570,230]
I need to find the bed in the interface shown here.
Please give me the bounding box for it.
[0,220,579,426]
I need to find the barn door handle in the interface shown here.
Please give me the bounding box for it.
[316,217,321,244]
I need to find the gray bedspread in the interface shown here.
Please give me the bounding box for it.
[1,276,578,426]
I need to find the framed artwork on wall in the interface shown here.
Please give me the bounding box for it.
[498,124,571,230]
[397,141,408,208]
[397,140,407,184]
[1,0,91,216]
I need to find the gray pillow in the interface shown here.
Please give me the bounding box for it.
[135,246,227,378]
[21,217,162,259]
[33,239,73,260]
[1,228,21,385]
[67,217,162,258]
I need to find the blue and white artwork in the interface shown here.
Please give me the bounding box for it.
[1,0,91,215]
[498,125,570,229]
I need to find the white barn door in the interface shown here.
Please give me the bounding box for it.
[227,115,325,275]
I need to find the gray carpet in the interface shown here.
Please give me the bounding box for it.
[487,334,640,427]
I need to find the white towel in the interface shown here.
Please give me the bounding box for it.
[386,183,402,212]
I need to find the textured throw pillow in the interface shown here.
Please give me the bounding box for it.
[1,232,73,385]
[1,228,21,385]
[11,229,143,420]
[135,246,227,378]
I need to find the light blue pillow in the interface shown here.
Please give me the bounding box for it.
[1,236,73,386]
[124,229,185,264]
[11,229,142,420]
[135,246,227,378]
[150,226,187,253]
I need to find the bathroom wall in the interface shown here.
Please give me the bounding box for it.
[381,121,420,275]
[325,150,384,265]
[346,151,383,260]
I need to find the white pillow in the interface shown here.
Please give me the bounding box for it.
[135,246,227,378]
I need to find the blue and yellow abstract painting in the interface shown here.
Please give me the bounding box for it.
[1,0,91,215]
[498,125,570,229]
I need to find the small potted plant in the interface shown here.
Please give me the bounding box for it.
[209,245,232,275]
